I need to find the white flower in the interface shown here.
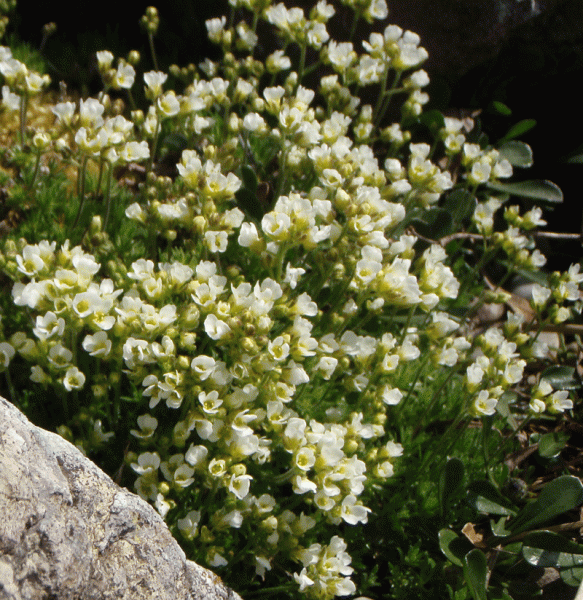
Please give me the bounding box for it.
[33,312,65,341]
[130,414,158,439]
[204,314,231,340]
[0,342,15,368]
[144,70,167,98]
[472,390,497,416]
[228,473,253,499]
[380,386,403,405]
[82,331,112,358]
[113,61,135,89]
[547,390,573,414]
[340,495,371,525]
[177,510,202,540]
[242,112,266,132]
[2,85,19,110]
[63,366,86,391]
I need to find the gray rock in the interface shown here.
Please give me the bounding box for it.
[0,396,243,600]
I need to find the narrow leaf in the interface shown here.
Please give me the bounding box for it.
[487,180,563,203]
[508,476,583,535]
[492,101,512,116]
[541,366,579,390]
[467,480,517,517]
[463,549,488,600]
[500,119,536,142]
[522,531,583,568]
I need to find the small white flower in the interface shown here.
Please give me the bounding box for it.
[63,366,86,391]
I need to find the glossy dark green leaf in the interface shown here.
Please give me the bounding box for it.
[492,101,512,116]
[508,476,583,535]
[499,119,536,142]
[498,141,533,168]
[443,190,477,225]
[463,549,488,600]
[522,531,583,568]
[439,529,474,567]
[490,516,511,537]
[560,566,583,587]
[467,480,517,517]
[538,432,570,459]
[541,366,579,390]
[487,180,563,203]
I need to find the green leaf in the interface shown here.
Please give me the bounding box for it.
[441,458,465,516]
[522,531,583,568]
[498,141,533,168]
[492,101,512,116]
[420,109,446,133]
[463,549,488,600]
[442,190,477,225]
[412,208,454,239]
[495,393,519,430]
[560,566,583,587]
[541,366,579,390]
[235,187,264,221]
[508,476,583,535]
[439,529,474,567]
[499,119,536,142]
[467,480,518,517]
[490,516,511,537]
[162,132,188,153]
[486,180,563,203]
[538,432,570,459]
[240,165,258,192]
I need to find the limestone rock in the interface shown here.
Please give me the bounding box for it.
[0,396,243,600]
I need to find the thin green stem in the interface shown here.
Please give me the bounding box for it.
[103,161,114,230]
[148,32,159,71]
[4,369,17,407]
[29,151,42,189]
[95,157,104,195]
[72,155,89,229]
[374,70,402,129]
[297,43,307,86]
[348,11,362,41]
[19,93,29,147]
[145,116,161,191]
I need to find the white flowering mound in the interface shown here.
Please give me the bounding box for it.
[0,1,581,598]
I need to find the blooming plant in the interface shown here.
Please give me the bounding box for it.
[0,1,582,598]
